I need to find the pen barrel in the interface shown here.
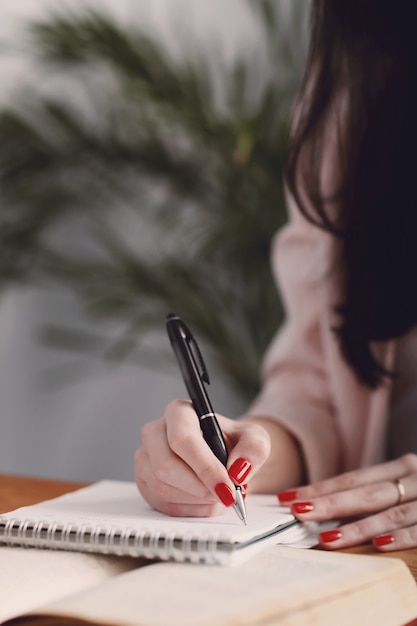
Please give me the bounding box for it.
[200,414,229,467]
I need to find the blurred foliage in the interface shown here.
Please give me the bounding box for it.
[0,0,308,402]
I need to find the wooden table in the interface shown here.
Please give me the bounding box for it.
[2,473,417,624]
[0,473,87,513]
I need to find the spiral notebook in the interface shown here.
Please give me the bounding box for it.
[0,480,320,565]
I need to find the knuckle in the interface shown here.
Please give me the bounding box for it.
[251,428,272,459]
[318,492,341,516]
[385,504,408,526]
[153,458,174,484]
[140,420,156,444]
[165,398,190,415]
[198,462,219,484]
[398,526,415,545]
[400,453,417,472]
[360,484,386,507]
[334,472,358,492]
[232,423,272,469]
[313,472,358,497]
[168,431,195,456]
[153,480,172,502]
[165,398,182,413]
[345,520,366,541]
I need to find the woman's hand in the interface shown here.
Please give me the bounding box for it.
[134,399,272,518]
[278,454,417,551]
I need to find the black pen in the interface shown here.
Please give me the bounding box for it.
[166,313,247,524]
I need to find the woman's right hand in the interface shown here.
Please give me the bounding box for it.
[134,399,273,518]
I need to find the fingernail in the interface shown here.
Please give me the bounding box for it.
[373,534,395,547]
[277,490,299,503]
[228,458,252,484]
[292,501,314,514]
[319,529,342,543]
[215,483,235,507]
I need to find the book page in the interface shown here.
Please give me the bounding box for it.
[13,546,417,626]
[0,546,143,623]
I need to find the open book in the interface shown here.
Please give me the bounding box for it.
[1,542,417,626]
[1,481,417,626]
[0,480,320,566]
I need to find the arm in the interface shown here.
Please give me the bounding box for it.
[134,193,342,515]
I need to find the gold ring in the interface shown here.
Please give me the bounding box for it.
[394,478,406,505]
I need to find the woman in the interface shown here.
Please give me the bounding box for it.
[135,0,417,551]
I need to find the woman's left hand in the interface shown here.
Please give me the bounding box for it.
[277,454,417,551]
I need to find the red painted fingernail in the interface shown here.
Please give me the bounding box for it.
[228,458,252,484]
[373,534,395,547]
[277,490,299,503]
[292,501,314,514]
[215,483,235,507]
[319,529,342,543]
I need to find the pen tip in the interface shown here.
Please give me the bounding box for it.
[233,487,247,525]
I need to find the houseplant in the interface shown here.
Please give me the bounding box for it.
[0,0,307,402]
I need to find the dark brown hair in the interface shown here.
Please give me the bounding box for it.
[286,0,417,388]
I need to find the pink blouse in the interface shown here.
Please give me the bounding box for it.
[246,193,396,482]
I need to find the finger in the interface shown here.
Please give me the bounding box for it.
[278,453,417,503]
[291,472,417,521]
[224,419,271,485]
[373,524,417,552]
[136,448,217,505]
[317,501,417,550]
[290,472,417,521]
[165,400,237,506]
[140,415,213,499]
[136,474,225,518]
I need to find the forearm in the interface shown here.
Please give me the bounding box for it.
[244,417,306,494]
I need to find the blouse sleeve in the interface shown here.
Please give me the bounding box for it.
[243,192,343,482]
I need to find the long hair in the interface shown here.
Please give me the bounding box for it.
[286,0,417,388]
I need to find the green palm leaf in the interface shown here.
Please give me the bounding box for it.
[0,1,307,401]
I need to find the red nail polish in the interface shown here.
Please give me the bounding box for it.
[228,458,252,484]
[373,534,395,547]
[277,490,299,503]
[319,529,342,543]
[292,501,314,514]
[215,483,235,507]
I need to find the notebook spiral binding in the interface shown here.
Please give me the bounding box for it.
[0,518,227,564]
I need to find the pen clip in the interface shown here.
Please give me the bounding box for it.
[184,323,211,386]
